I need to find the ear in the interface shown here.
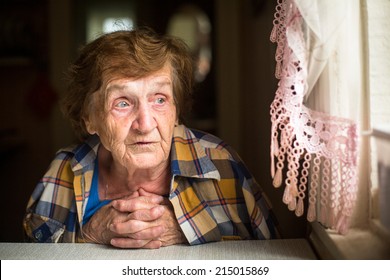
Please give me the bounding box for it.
[84,117,97,135]
[175,112,179,126]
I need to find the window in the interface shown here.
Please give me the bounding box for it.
[86,0,136,42]
[368,0,390,232]
[309,0,390,259]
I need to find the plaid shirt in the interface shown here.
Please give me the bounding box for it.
[24,125,278,245]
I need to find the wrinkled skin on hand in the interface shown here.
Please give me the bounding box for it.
[82,189,187,249]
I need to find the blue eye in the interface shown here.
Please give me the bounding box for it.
[116,101,129,108]
[155,97,165,105]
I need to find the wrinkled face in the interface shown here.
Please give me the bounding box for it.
[87,65,177,171]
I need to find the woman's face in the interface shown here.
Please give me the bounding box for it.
[88,65,177,171]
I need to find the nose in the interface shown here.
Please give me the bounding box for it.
[131,103,156,134]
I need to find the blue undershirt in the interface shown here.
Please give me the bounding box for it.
[83,159,111,225]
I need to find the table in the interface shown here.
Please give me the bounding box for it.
[0,239,317,260]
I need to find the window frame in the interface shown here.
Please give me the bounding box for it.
[308,0,390,260]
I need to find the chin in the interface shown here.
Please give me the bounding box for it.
[130,154,167,169]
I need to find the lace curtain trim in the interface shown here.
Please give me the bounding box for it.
[270,0,358,234]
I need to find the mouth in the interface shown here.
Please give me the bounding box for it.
[135,142,154,145]
[133,139,157,144]
[128,141,158,149]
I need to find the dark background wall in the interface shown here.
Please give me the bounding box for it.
[0,0,306,242]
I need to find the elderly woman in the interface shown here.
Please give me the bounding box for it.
[23,28,278,249]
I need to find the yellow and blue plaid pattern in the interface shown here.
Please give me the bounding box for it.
[23,125,278,244]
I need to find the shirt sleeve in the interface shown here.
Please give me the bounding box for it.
[224,145,280,240]
[23,152,77,242]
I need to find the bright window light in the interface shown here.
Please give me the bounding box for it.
[103,17,133,33]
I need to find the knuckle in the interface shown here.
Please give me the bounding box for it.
[152,206,165,217]
[123,200,135,211]
[109,223,120,233]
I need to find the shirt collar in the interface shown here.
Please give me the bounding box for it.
[170,125,221,180]
[69,134,100,172]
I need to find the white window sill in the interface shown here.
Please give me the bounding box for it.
[309,221,390,259]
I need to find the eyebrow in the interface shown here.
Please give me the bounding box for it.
[106,84,126,94]
[149,80,172,90]
[106,79,172,95]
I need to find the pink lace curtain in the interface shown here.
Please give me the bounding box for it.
[269,0,362,234]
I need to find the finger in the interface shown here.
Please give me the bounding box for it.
[127,205,165,221]
[112,195,164,212]
[141,240,162,249]
[110,219,160,234]
[138,189,173,206]
[110,238,162,249]
[127,225,165,240]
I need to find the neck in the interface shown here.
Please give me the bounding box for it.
[97,146,171,199]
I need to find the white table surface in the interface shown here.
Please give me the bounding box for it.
[0,239,317,260]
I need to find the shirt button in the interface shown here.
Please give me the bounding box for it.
[35,230,43,241]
